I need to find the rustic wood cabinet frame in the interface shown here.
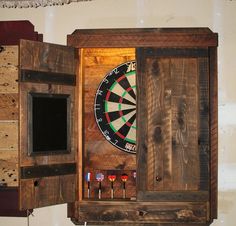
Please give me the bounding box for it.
[66,28,218,225]
[0,24,218,225]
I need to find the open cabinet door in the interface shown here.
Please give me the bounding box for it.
[19,40,77,210]
[136,47,210,203]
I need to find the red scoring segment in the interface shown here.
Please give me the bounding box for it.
[116,74,126,83]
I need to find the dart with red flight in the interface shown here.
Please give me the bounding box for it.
[121,173,128,199]
[95,173,104,199]
[108,174,116,199]
[85,172,92,198]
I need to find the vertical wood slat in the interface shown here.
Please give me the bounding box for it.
[198,57,210,190]
[136,48,148,196]
[209,47,218,220]
[171,58,199,191]
[137,48,209,201]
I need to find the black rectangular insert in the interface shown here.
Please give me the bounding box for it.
[28,93,71,155]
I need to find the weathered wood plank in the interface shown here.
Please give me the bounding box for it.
[0,66,18,93]
[209,47,218,220]
[0,94,18,120]
[198,57,210,191]
[20,174,76,210]
[76,201,208,224]
[0,121,18,150]
[0,46,18,66]
[20,39,75,74]
[0,150,18,187]
[68,28,218,48]
[171,58,199,191]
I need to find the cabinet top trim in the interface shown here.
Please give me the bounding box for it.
[67,28,218,48]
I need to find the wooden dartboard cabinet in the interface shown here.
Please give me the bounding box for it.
[0,22,218,225]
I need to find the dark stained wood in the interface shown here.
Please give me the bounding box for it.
[20,175,76,210]
[76,201,208,224]
[67,28,218,48]
[198,57,210,190]
[20,69,76,86]
[209,47,218,220]
[0,20,43,45]
[136,191,208,202]
[20,39,75,74]
[68,28,218,225]
[18,40,77,210]
[21,163,76,179]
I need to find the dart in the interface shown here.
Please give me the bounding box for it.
[121,173,128,199]
[95,173,104,199]
[108,174,116,199]
[132,171,136,180]
[85,172,92,198]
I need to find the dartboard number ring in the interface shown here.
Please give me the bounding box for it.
[94,60,136,154]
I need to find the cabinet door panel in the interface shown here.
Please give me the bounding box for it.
[136,48,209,201]
[19,40,77,210]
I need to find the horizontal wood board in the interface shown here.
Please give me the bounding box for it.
[20,39,75,74]
[67,28,218,48]
[76,201,208,224]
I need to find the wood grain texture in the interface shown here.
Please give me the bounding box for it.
[0,46,18,94]
[20,39,75,74]
[0,150,18,186]
[198,57,210,190]
[20,174,76,210]
[171,58,199,191]
[76,201,208,224]
[67,28,218,48]
[18,40,77,209]
[0,46,19,188]
[137,48,209,201]
[0,121,18,151]
[0,94,18,120]
[0,46,18,66]
[81,48,136,200]
[209,47,218,220]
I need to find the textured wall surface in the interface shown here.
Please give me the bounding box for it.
[0,0,235,225]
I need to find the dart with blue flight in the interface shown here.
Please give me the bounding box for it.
[96,173,104,199]
[85,172,92,198]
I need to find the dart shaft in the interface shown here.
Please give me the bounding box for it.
[111,189,114,199]
[88,188,90,198]
[98,181,102,199]
[122,189,126,199]
[122,182,126,199]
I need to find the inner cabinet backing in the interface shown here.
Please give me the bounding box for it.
[80,48,136,200]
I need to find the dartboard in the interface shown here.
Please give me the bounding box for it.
[94,60,136,154]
